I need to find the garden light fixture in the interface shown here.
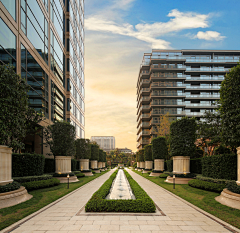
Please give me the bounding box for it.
[67,174,69,189]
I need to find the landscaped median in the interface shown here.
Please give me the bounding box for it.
[85,169,156,212]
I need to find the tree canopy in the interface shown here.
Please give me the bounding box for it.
[75,139,91,159]
[152,136,168,160]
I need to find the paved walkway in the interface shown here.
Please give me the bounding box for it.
[2,169,240,233]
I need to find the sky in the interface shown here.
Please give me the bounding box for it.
[84,0,240,152]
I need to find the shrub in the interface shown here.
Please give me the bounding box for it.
[132,162,137,168]
[76,161,80,170]
[138,148,144,162]
[13,175,52,183]
[170,117,197,157]
[194,148,204,158]
[202,154,237,180]
[227,181,240,194]
[22,178,60,191]
[144,144,153,161]
[92,171,96,174]
[44,158,55,173]
[90,144,99,161]
[71,159,77,171]
[75,139,91,159]
[159,173,168,178]
[53,173,75,177]
[85,170,155,213]
[12,153,45,177]
[76,173,85,178]
[152,137,168,160]
[190,158,202,174]
[166,160,173,172]
[188,179,225,193]
[0,181,21,193]
[195,175,232,185]
[214,145,232,155]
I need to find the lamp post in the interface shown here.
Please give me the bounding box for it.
[67,174,69,189]
[142,169,143,175]
[173,175,175,189]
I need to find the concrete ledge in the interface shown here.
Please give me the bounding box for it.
[215,188,240,210]
[149,172,162,177]
[0,186,32,209]
[82,172,93,176]
[55,175,79,183]
[165,176,193,184]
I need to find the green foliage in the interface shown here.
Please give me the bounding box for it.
[227,181,240,194]
[138,148,144,162]
[196,175,232,185]
[44,158,55,173]
[170,117,197,157]
[193,148,204,158]
[71,159,77,171]
[188,179,225,193]
[132,162,137,168]
[75,139,91,159]
[0,181,21,193]
[12,153,45,177]
[103,151,107,162]
[219,63,240,152]
[99,149,104,162]
[166,160,173,172]
[159,173,168,178]
[144,144,153,161]
[202,154,237,180]
[169,172,196,178]
[85,170,156,213]
[190,158,202,174]
[214,144,232,155]
[90,144,99,161]
[0,64,29,151]
[53,173,75,177]
[13,175,52,183]
[22,178,60,191]
[76,173,85,178]
[43,121,76,157]
[152,137,168,160]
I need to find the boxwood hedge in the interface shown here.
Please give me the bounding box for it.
[188,179,225,193]
[13,175,53,183]
[22,178,60,191]
[85,169,156,212]
[0,181,21,193]
[226,181,240,194]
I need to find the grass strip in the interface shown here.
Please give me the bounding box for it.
[133,170,240,230]
[0,170,109,231]
[85,169,155,212]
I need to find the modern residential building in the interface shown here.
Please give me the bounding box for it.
[0,0,85,155]
[91,136,115,152]
[136,49,240,149]
[117,148,133,154]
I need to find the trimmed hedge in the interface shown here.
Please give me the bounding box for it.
[44,158,55,173]
[91,144,99,161]
[166,160,173,172]
[196,175,231,185]
[71,159,77,171]
[75,139,91,159]
[227,181,240,194]
[76,173,85,178]
[85,169,156,212]
[22,178,60,191]
[190,158,202,174]
[144,144,153,161]
[159,173,168,179]
[13,175,53,183]
[138,148,144,162]
[99,149,104,162]
[188,179,225,193]
[152,137,168,160]
[12,153,45,177]
[0,181,21,193]
[202,154,237,180]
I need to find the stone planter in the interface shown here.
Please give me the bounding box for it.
[215,188,240,210]
[154,159,164,171]
[145,161,153,170]
[173,156,190,174]
[0,186,32,209]
[0,145,13,186]
[140,161,145,169]
[80,159,89,171]
[237,147,240,186]
[98,162,103,169]
[165,176,193,184]
[56,176,79,183]
[137,162,140,168]
[90,160,98,169]
[55,156,71,174]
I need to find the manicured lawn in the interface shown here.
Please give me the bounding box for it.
[0,171,109,231]
[133,170,240,230]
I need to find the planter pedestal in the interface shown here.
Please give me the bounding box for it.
[165,176,193,184]
[173,156,190,174]
[150,159,164,176]
[55,156,71,174]
[0,186,32,209]
[91,160,100,173]
[215,188,240,210]
[0,145,13,186]
[145,161,153,170]
[139,161,145,170]
[55,176,79,183]
[237,147,240,186]
[80,159,93,176]
[137,162,140,169]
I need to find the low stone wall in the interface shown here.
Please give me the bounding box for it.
[215,188,240,210]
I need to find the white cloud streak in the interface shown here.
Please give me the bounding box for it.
[194,31,226,41]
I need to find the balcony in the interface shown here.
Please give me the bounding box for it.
[137,139,150,148]
[151,83,186,88]
[185,94,220,98]
[139,71,150,78]
[151,92,185,97]
[151,110,185,115]
[185,58,240,63]
[185,112,204,116]
[151,55,186,61]
[185,85,220,90]
[185,103,215,107]
[151,101,185,106]
[185,67,230,72]
[140,79,150,87]
[151,64,186,70]
[185,76,224,80]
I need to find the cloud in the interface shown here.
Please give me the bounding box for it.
[194,31,226,41]
[85,9,214,48]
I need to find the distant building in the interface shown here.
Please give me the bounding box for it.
[117,148,132,154]
[91,136,115,152]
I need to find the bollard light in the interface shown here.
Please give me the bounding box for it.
[173,174,175,189]
[142,169,143,175]
[67,174,70,189]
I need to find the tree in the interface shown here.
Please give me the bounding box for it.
[219,63,240,153]
[152,137,168,160]
[0,64,29,151]
[75,139,91,160]
[90,144,99,161]
[144,144,153,161]
[152,113,171,138]
[43,121,76,157]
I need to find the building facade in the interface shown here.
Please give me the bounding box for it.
[0,0,85,154]
[136,49,240,149]
[91,136,115,152]
[117,148,132,154]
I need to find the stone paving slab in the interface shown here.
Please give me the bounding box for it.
[1,168,240,233]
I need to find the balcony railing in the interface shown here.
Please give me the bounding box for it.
[185,85,220,89]
[151,83,186,87]
[185,94,220,98]
[185,103,214,107]
[186,76,224,80]
[186,58,240,63]
[151,101,185,106]
[151,74,186,79]
[151,64,186,69]
[151,92,185,97]
[185,112,204,116]
[186,67,230,72]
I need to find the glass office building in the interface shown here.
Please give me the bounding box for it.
[0,0,85,154]
[136,49,240,149]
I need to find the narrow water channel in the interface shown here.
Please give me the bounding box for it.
[106,169,135,200]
